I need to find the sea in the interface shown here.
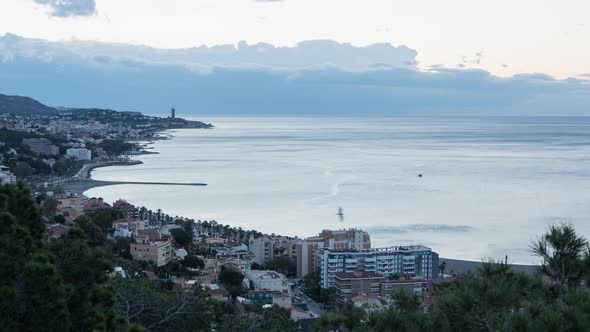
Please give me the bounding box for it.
[84,116,590,264]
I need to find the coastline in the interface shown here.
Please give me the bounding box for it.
[63,130,208,196]
[76,160,144,180]
[59,128,544,271]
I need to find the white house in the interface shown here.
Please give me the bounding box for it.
[0,165,16,184]
[245,270,291,295]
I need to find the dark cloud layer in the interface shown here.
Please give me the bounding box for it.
[0,34,588,116]
[33,0,96,17]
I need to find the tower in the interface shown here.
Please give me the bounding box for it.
[171,107,176,119]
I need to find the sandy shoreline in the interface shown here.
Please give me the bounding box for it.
[62,140,207,196]
[62,179,207,196]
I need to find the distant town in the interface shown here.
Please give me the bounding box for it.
[0,93,212,189]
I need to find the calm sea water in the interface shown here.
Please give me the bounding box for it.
[85,117,590,264]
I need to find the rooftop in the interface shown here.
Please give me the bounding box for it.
[333,271,385,280]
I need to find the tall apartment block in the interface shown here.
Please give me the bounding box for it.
[318,245,438,288]
[296,228,371,277]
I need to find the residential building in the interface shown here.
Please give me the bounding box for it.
[333,271,385,303]
[272,294,292,309]
[290,306,315,321]
[208,284,229,301]
[66,147,92,161]
[55,193,84,214]
[216,257,252,274]
[0,165,16,184]
[57,207,81,223]
[22,138,60,156]
[113,218,148,232]
[296,228,371,277]
[379,279,429,300]
[318,246,438,288]
[245,270,291,295]
[249,236,300,265]
[130,231,172,267]
[160,224,181,236]
[113,199,139,219]
[350,294,388,312]
[84,197,110,212]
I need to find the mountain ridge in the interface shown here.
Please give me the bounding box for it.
[0,93,59,115]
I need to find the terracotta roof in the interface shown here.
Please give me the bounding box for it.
[47,224,71,239]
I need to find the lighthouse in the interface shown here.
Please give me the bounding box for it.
[171,107,176,119]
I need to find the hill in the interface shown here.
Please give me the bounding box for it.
[0,93,58,115]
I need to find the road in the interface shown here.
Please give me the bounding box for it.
[293,285,324,317]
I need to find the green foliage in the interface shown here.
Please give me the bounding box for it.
[219,267,245,298]
[183,254,205,269]
[217,305,298,332]
[54,214,66,224]
[303,271,323,302]
[49,228,116,331]
[317,303,366,332]
[0,184,71,330]
[4,182,590,332]
[170,227,192,248]
[263,255,297,277]
[0,184,123,331]
[111,278,217,331]
[74,215,107,246]
[99,139,135,156]
[114,236,135,259]
[530,223,590,289]
[90,210,114,234]
[316,258,590,332]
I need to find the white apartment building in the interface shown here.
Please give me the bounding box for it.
[130,232,173,267]
[66,148,92,161]
[318,245,438,288]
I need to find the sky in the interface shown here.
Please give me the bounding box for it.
[1,0,589,79]
[0,0,589,115]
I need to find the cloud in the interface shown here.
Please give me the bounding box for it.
[0,34,417,71]
[0,34,589,116]
[33,0,96,17]
[578,73,590,77]
[365,224,474,234]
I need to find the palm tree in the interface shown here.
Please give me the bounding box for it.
[530,223,589,289]
[139,206,147,219]
[439,261,447,278]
